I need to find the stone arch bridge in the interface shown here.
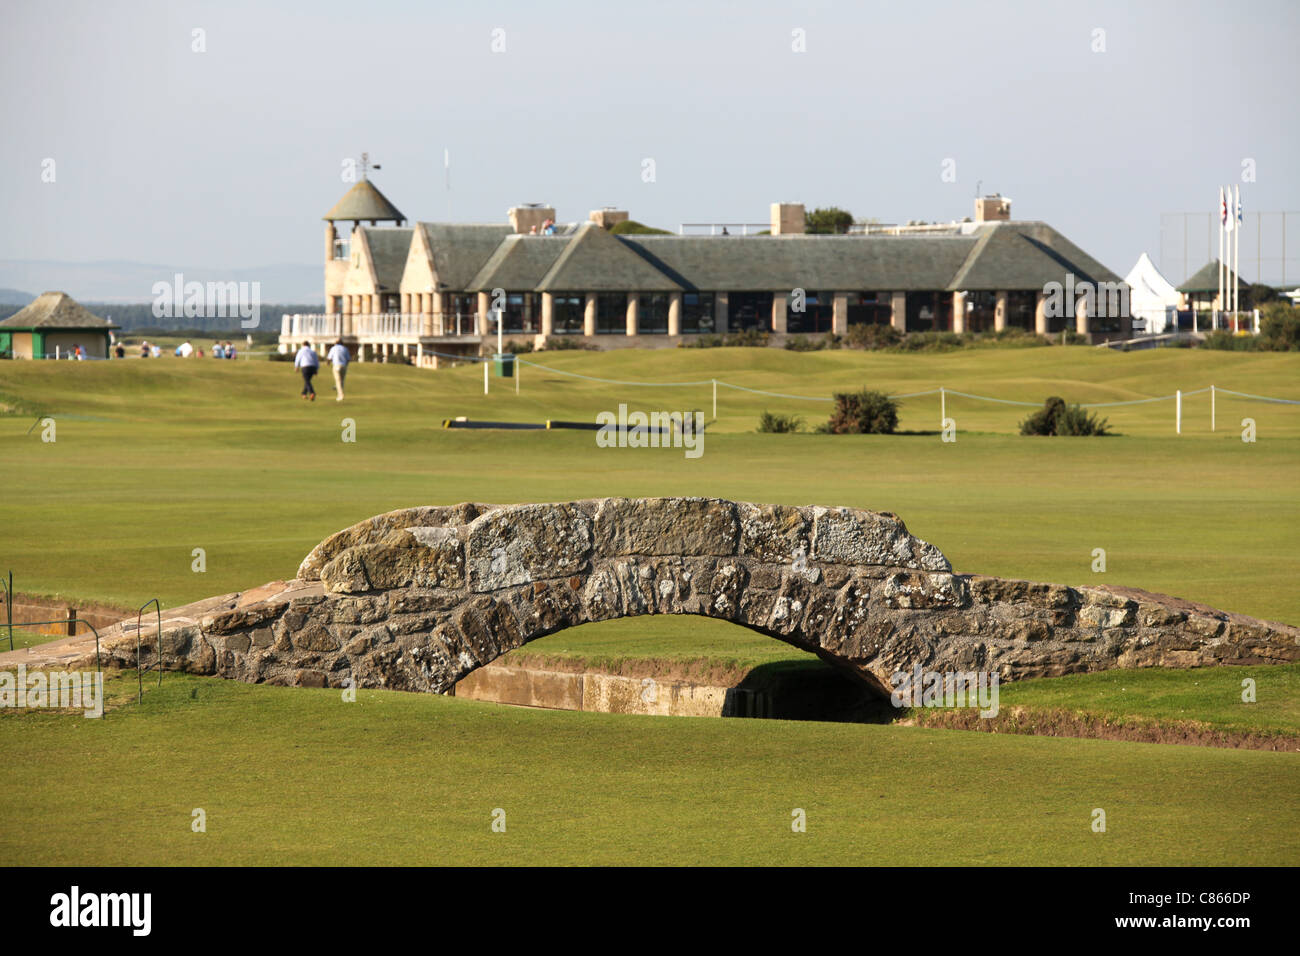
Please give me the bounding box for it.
[90,498,1299,696]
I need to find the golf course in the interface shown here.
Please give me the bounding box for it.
[2,344,1298,865]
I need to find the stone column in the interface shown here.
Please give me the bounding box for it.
[401,293,412,315]
[477,292,491,336]
[771,293,788,334]
[890,292,906,332]
[952,291,966,334]
[626,294,639,336]
[1035,292,1048,335]
[584,293,597,337]
[1075,294,1090,337]
[667,292,682,336]
[994,291,1008,332]
[715,292,729,334]
[371,294,381,315]
[832,293,848,335]
[540,293,554,337]
[341,295,353,338]
[431,292,445,335]
[421,293,433,336]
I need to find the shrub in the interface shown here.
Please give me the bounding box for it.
[757,411,803,433]
[503,338,535,354]
[894,331,965,352]
[823,389,899,434]
[540,336,597,351]
[607,220,673,235]
[1202,330,1255,351]
[784,333,840,351]
[678,329,770,349]
[1019,396,1110,436]
[843,323,901,350]
[1258,303,1300,351]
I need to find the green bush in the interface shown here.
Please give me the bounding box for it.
[783,333,840,351]
[843,323,901,350]
[1019,396,1110,436]
[1258,303,1300,351]
[678,329,770,349]
[1202,330,1256,351]
[822,389,898,434]
[607,220,673,235]
[757,411,803,433]
[540,336,597,351]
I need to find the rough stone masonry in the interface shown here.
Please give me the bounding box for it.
[83,498,1300,697]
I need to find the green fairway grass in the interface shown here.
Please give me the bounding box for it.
[2,347,1297,627]
[0,671,1296,866]
[0,627,65,651]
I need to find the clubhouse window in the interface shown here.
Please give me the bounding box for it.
[846,292,890,326]
[595,293,626,334]
[551,293,584,333]
[681,292,715,333]
[639,293,669,334]
[787,290,834,334]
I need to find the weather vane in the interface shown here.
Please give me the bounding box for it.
[360,151,381,180]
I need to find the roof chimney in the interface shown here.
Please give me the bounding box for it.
[771,202,805,235]
[589,207,629,229]
[508,204,555,234]
[974,194,1012,222]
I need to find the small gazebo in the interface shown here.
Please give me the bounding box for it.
[0,292,118,359]
[1177,259,1242,313]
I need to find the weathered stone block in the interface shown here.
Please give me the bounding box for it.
[466,503,592,591]
[595,497,738,557]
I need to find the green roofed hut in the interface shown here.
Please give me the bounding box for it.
[0,292,118,359]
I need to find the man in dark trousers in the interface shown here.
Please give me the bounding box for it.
[293,343,320,401]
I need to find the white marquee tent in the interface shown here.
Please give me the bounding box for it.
[1123,252,1180,334]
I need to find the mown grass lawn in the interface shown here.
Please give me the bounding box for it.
[2,346,1297,866]
[1,347,1297,625]
[1,671,1296,866]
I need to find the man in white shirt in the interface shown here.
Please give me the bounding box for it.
[294,344,320,401]
[325,340,350,402]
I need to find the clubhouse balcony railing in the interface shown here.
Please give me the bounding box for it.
[281,313,483,339]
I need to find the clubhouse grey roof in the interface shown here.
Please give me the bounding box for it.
[358,227,413,292]
[537,223,683,292]
[467,234,569,292]
[0,291,117,330]
[948,222,1124,291]
[420,223,515,290]
[624,234,975,291]
[323,179,406,223]
[379,218,1124,296]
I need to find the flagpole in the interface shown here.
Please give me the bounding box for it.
[1234,184,1241,319]
[1217,186,1224,332]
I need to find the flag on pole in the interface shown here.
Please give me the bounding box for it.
[1220,187,1227,226]
[1236,191,1243,226]
[1224,185,1234,232]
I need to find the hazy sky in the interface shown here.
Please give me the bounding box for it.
[2,0,1297,285]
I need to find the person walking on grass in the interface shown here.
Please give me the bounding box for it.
[326,339,350,402]
[294,343,320,401]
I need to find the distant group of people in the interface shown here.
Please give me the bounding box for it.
[293,340,350,402]
[61,344,87,359]
[168,340,239,359]
[528,218,558,235]
[137,341,163,358]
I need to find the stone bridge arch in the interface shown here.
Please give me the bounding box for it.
[97,498,1299,695]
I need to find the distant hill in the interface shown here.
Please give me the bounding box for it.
[0,301,324,332]
[0,260,323,305]
[0,288,35,305]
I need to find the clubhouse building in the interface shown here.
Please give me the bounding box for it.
[280,182,1132,365]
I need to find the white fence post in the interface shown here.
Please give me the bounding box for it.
[1176,389,1182,434]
